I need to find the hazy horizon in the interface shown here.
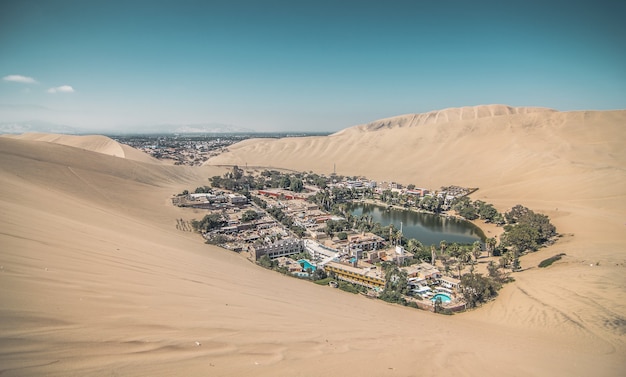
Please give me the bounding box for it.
[1,0,625,132]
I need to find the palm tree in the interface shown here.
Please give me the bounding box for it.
[395,230,403,247]
[456,247,472,278]
[487,260,499,280]
[486,237,497,258]
[472,240,482,261]
[439,240,447,255]
[407,239,423,254]
[456,258,464,278]
[510,250,521,271]
[430,245,436,265]
[448,242,460,258]
[439,253,451,275]
[499,255,509,269]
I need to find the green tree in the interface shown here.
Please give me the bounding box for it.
[519,212,556,242]
[311,267,328,281]
[230,165,243,180]
[447,242,460,258]
[455,258,465,278]
[192,213,226,232]
[452,196,478,220]
[291,226,306,238]
[502,223,540,253]
[210,175,223,188]
[434,296,444,313]
[241,210,259,222]
[477,202,499,222]
[420,195,441,213]
[439,240,447,255]
[505,204,531,224]
[279,176,291,189]
[206,234,228,245]
[471,240,482,261]
[407,238,423,253]
[379,262,409,304]
[460,273,500,308]
[486,260,501,281]
[258,255,274,269]
[492,212,506,226]
[405,238,425,260]
[486,237,497,257]
[290,177,304,193]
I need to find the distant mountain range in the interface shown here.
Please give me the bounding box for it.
[0,120,79,135]
[0,121,255,135]
[145,123,256,134]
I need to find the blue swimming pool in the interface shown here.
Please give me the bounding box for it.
[431,293,451,303]
[298,259,316,272]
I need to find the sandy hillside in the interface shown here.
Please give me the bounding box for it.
[3,132,160,164]
[1,107,625,377]
[207,105,626,362]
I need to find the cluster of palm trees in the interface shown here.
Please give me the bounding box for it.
[432,238,496,278]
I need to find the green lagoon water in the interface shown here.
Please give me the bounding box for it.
[346,202,484,246]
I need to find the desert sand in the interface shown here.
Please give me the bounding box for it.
[4,132,160,164]
[1,105,625,376]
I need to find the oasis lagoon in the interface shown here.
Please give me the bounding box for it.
[346,202,485,246]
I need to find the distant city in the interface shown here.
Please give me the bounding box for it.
[113,133,331,166]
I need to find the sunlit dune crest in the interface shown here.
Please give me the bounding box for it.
[1,105,625,376]
[336,104,556,133]
[3,132,160,164]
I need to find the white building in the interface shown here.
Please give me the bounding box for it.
[252,238,304,260]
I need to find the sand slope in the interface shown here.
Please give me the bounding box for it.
[1,108,625,377]
[3,132,160,164]
[206,105,626,368]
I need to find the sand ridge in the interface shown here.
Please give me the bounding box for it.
[333,104,556,133]
[1,105,626,376]
[3,132,160,164]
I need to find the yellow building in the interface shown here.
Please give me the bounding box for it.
[324,262,385,289]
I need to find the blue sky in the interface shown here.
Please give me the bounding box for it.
[1,0,624,132]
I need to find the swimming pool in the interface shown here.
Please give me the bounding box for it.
[431,293,451,303]
[298,259,316,272]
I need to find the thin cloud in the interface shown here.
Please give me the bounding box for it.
[47,85,75,94]
[3,74,38,84]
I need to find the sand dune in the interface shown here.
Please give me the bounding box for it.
[3,132,160,164]
[1,106,626,376]
[335,104,556,133]
[206,105,626,369]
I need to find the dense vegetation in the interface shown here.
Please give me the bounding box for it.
[459,273,501,308]
[379,262,409,304]
[191,213,227,232]
[208,167,326,194]
[450,198,557,271]
[241,209,260,222]
[451,197,505,224]
[184,167,559,313]
[502,205,557,251]
[205,168,557,264]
